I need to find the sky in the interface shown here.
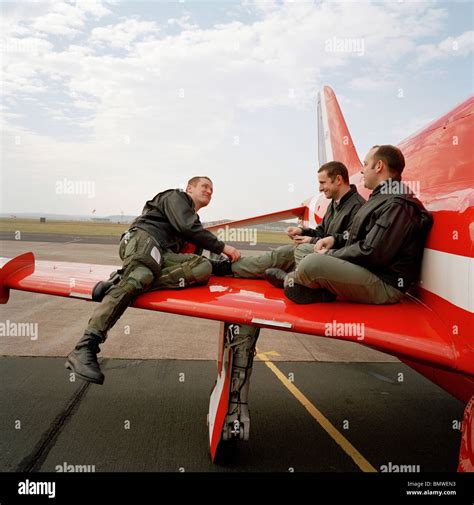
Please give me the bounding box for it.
[1,0,473,221]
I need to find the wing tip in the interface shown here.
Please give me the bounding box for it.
[0,252,35,303]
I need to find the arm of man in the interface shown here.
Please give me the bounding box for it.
[331,232,347,249]
[300,210,331,241]
[301,226,325,238]
[163,191,225,255]
[328,201,416,268]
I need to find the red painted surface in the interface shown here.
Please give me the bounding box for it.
[458,396,474,472]
[210,342,233,462]
[206,206,305,232]
[0,252,34,303]
[0,255,469,375]
[217,322,225,376]
[324,86,362,177]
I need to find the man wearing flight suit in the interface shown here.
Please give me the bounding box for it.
[66,176,240,385]
[213,161,365,286]
[284,145,433,304]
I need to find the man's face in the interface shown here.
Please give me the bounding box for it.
[361,148,380,189]
[187,178,213,208]
[318,170,340,200]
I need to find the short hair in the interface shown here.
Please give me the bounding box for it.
[318,161,349,184]
[371,145,405,177]
[187,176,213,187]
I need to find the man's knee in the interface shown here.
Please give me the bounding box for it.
[192,257,212,284]
[153,254,211,289]
[294,243,315,264]
[295,243,314,255]
[297,252,326,279]
[120,263,155,295]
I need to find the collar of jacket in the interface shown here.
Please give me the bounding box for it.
[178,189,197,211]
[369,178,406,198]
[334,184,358,208]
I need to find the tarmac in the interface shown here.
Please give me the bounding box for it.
[0,239,465,474]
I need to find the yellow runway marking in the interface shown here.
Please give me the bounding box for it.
[256,349,377,473]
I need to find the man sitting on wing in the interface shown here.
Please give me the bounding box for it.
[66,176,241,385]
[283,145,433,305]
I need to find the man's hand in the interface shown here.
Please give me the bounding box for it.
[292,235,312,244]
[223,245,241,262]
[286,226,303,238]
[314,236,335,254]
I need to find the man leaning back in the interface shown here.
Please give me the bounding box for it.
[65,176,240,384]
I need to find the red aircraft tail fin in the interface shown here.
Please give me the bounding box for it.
[318,86,362,175]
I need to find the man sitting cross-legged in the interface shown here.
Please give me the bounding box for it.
[283,145,433,305]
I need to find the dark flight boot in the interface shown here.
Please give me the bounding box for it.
[208,258,233,276]
[264,268,287,288]
[91,281,113,302]
[91,270,121,302]
[284,284,336,304]
[65,331,105,385]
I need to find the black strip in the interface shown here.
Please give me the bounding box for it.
[14,368,101,473]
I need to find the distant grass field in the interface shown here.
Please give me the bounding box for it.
[0,219,127,237]
[0,219,292,245]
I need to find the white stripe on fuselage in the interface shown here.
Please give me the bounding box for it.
[420,248,473,313]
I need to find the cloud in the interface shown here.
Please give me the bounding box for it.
[349,76,392,91]
[167,15,198,31]
[412,30,474,68]
[90,18,160,49]
[1,0,465,218]
[0,0,111,40]
[31,0,111,37]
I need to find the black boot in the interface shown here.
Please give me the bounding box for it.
[264,268,287,288]
[284,284,336,304]
[91,281,113,302]
[65,331,105,384]
[208,258,233,276]
[92,270,121,302]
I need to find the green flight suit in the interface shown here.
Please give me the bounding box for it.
[87,228,212,338]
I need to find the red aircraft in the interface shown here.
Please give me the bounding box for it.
[1,86,473,470]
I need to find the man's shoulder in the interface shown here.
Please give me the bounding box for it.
[161,188,185,197]
[342,185,365,205]
[346,187,366,207]
[161,188,192,203]
[392,194,432,219]
[354,192,366,206]
[375,194,430,225]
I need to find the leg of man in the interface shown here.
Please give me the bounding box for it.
[286,253,404,304]
[231,244,296,278]
[153,252,212,289]
[87,262,154,336]
[223,324,260,441]
[66,229,160,383]
[294,243,316,267]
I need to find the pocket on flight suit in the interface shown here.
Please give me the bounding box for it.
[119,230,138,261]
[363,221,389,250]
[129,230,163,276]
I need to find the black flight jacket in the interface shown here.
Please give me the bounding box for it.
[329,179,433,292]
[130,189,225,255]
[301,185,366,244]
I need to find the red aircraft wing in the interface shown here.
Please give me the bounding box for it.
[1,252,472,403]
[205,205,306,231]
